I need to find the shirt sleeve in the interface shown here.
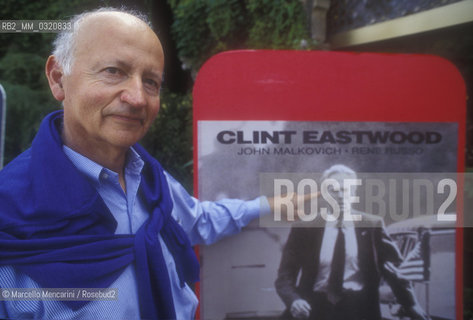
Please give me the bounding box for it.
[164,172,271,246]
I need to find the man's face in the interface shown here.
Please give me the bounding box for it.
[60,13,164,150]
[325,172,357,213]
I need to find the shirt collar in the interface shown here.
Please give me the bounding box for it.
[324,215,355,228]
[125,147,145,176]
[63,145,144,185]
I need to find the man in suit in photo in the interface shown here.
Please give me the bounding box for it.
[275,164,427,320]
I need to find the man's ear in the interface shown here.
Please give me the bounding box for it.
[45,55,65,101]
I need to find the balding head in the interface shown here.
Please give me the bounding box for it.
[53,8,158,75]
[321,164,357,182]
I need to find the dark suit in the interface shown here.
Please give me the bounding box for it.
[275,211,418,320]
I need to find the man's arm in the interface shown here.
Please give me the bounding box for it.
[274,227,306,309]
[164,172,271,245]
[164,171,319,245]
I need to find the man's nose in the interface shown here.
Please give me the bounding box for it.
[120,76,147,108]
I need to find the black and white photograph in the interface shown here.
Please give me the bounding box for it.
[198,120,458,320]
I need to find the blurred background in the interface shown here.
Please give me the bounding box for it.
[0,0,471,318]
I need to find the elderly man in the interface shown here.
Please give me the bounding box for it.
[0,8,272,320]
[275,164,427,320]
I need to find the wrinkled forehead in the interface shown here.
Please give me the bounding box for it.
[74,11,162,53]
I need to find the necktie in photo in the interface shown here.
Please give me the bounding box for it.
[327,226,345,304]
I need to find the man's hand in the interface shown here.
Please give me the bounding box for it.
[290,299,311,319]
[403,304,429,320]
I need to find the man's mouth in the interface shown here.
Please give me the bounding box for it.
[109,114,144,124]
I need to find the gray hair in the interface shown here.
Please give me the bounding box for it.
[52,7,151,75]
[321,164,357,181]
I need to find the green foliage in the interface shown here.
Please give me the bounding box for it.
[246,0,308,49]
[0,0,101,165]
[170,0,310,72]
[0,53,46,89]
[170,0,212,71]
[0,32,59,163]
[0,0,100,57]
[141,90,194,191]
[0,82,58,164]
[205,0,248,51]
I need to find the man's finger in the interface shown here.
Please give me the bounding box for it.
[268,191,321,222]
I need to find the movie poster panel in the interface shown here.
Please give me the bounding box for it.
[198,120,457,319]
[193,51,465,320]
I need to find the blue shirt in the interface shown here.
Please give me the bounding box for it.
[0,146,270,319]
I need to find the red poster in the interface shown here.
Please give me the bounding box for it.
[193,51,466,320]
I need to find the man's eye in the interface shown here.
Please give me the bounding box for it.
[144,79,160,93]
[144,79,157,87]
[104,67,121,75]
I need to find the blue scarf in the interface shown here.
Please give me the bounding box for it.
[0,111,200,319]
